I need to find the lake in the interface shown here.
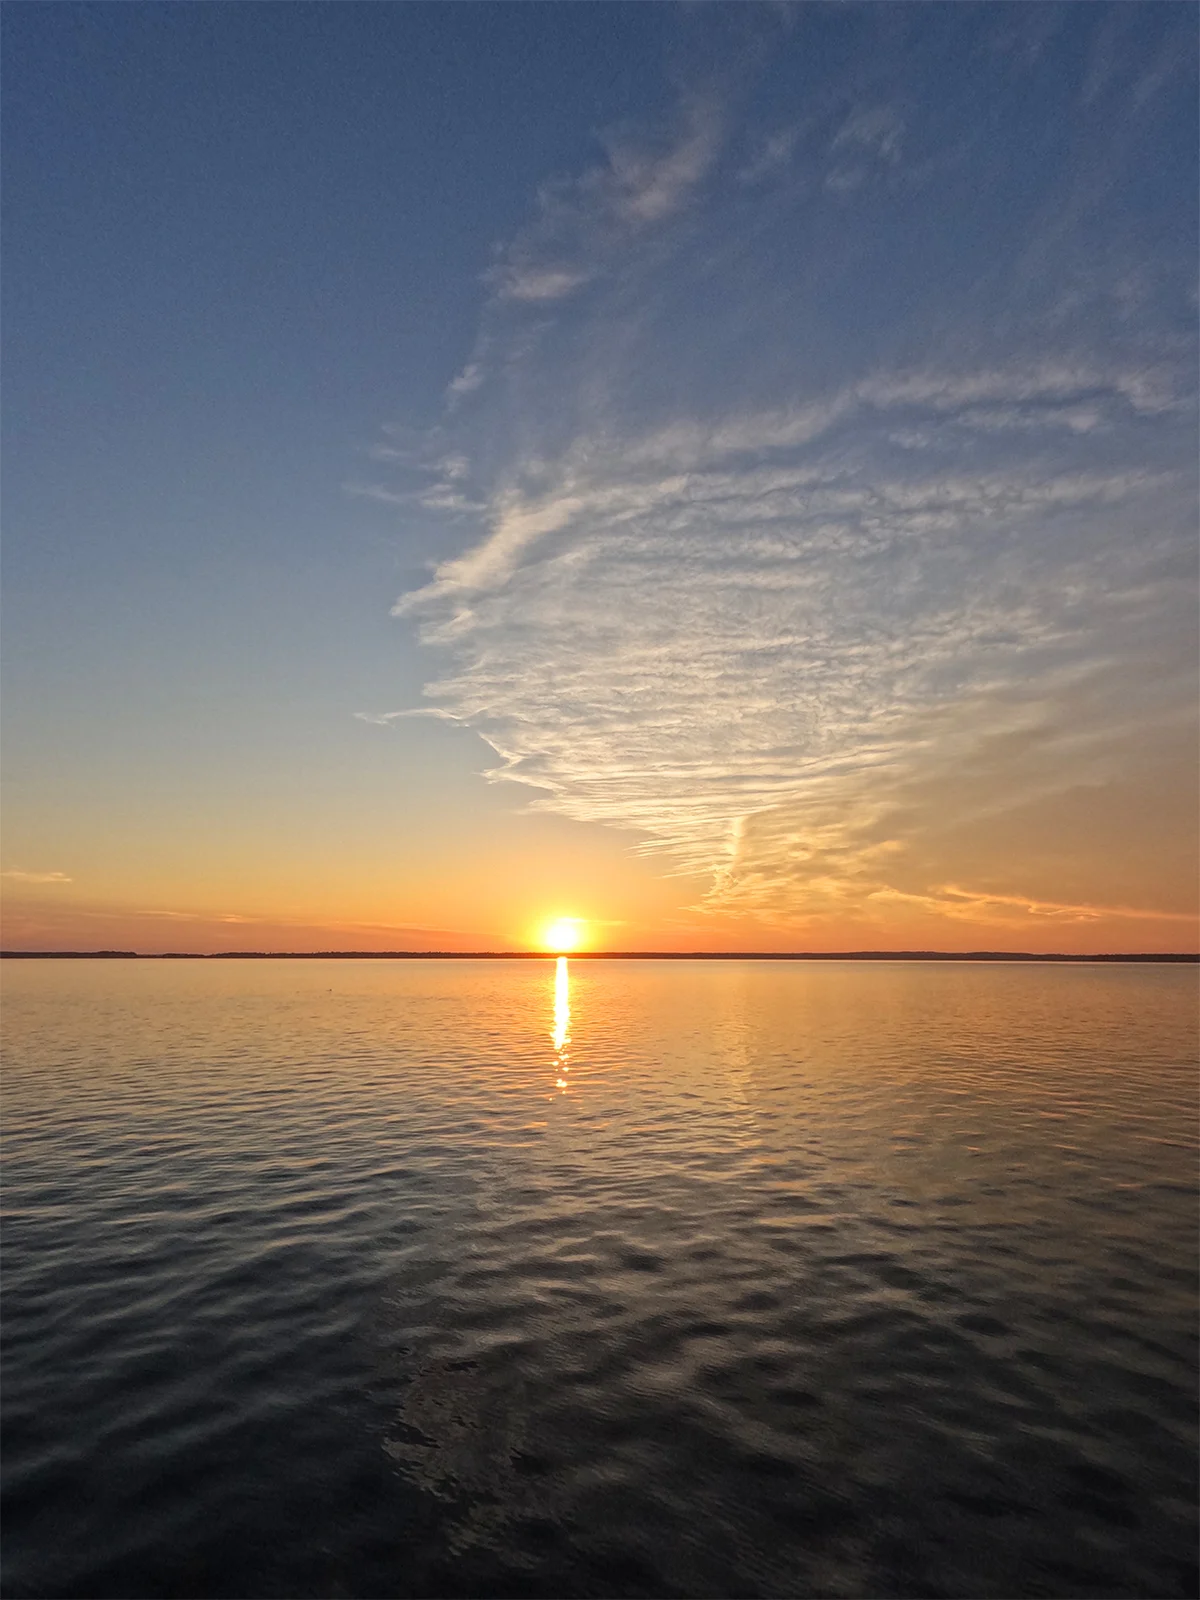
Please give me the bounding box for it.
[2,958,1196,1597]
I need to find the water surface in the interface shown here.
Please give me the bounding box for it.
[3,959,1197,1597]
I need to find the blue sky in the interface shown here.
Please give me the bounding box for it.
[3,3,1197,951]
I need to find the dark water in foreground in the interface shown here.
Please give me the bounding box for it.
[3,959,1197,1599]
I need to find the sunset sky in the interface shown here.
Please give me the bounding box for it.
[3,2,1197,954]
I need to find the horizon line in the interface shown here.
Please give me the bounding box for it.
[1,949,1196,963]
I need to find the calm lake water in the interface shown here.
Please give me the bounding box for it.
[3,958,1196,1598]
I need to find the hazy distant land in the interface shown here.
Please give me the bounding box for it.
[2,950,1195,962]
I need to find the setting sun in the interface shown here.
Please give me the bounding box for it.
[541,917,585,952]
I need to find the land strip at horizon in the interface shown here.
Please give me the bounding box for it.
[2,951,1196,963]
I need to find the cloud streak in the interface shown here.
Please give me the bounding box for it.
[376,7,1198,943]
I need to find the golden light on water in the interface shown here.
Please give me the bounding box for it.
[552,955,571,1052]
[542,917,585,952]
[552,955,570,1087]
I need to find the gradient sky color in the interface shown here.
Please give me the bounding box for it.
[3,3,1197,953]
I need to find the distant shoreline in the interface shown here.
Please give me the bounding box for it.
[2,950,1196,963]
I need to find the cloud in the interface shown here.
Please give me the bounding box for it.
[482,95,724,314]
[375,8,1197,943]
[604,97,724,223]
[396,356,1182,612]
[737,124,803,186]
[0,899,498,955]
[345,482,417,507]
[2,869,72,884]
[492,264,592,304]
[932,886,1197,925]
[354,707,462,726]
[395,487,590,611]
[446,363,484,398]
[391,350,1195,935]
[826,104,905,193]
[832,105,905,163]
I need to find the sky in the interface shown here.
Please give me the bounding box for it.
[3,2,1197,954]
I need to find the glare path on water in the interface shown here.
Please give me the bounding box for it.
[552,955,571,1090]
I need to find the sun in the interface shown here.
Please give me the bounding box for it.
[541,917,585,952]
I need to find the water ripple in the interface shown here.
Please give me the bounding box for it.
[2,958,1196,1597]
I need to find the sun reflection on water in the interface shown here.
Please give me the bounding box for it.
[552,955,570,1089]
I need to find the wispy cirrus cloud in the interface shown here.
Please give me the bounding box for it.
[395,408,1193,921]
[370,6,1198,944]
[396,354,1183,615]
[353,707,463,727]
[492,264,592,305]
[2,868,72,884]
[826,104,905,193]
[0,898,498,955]
[486,96,729,305]
[466,91,725,378]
